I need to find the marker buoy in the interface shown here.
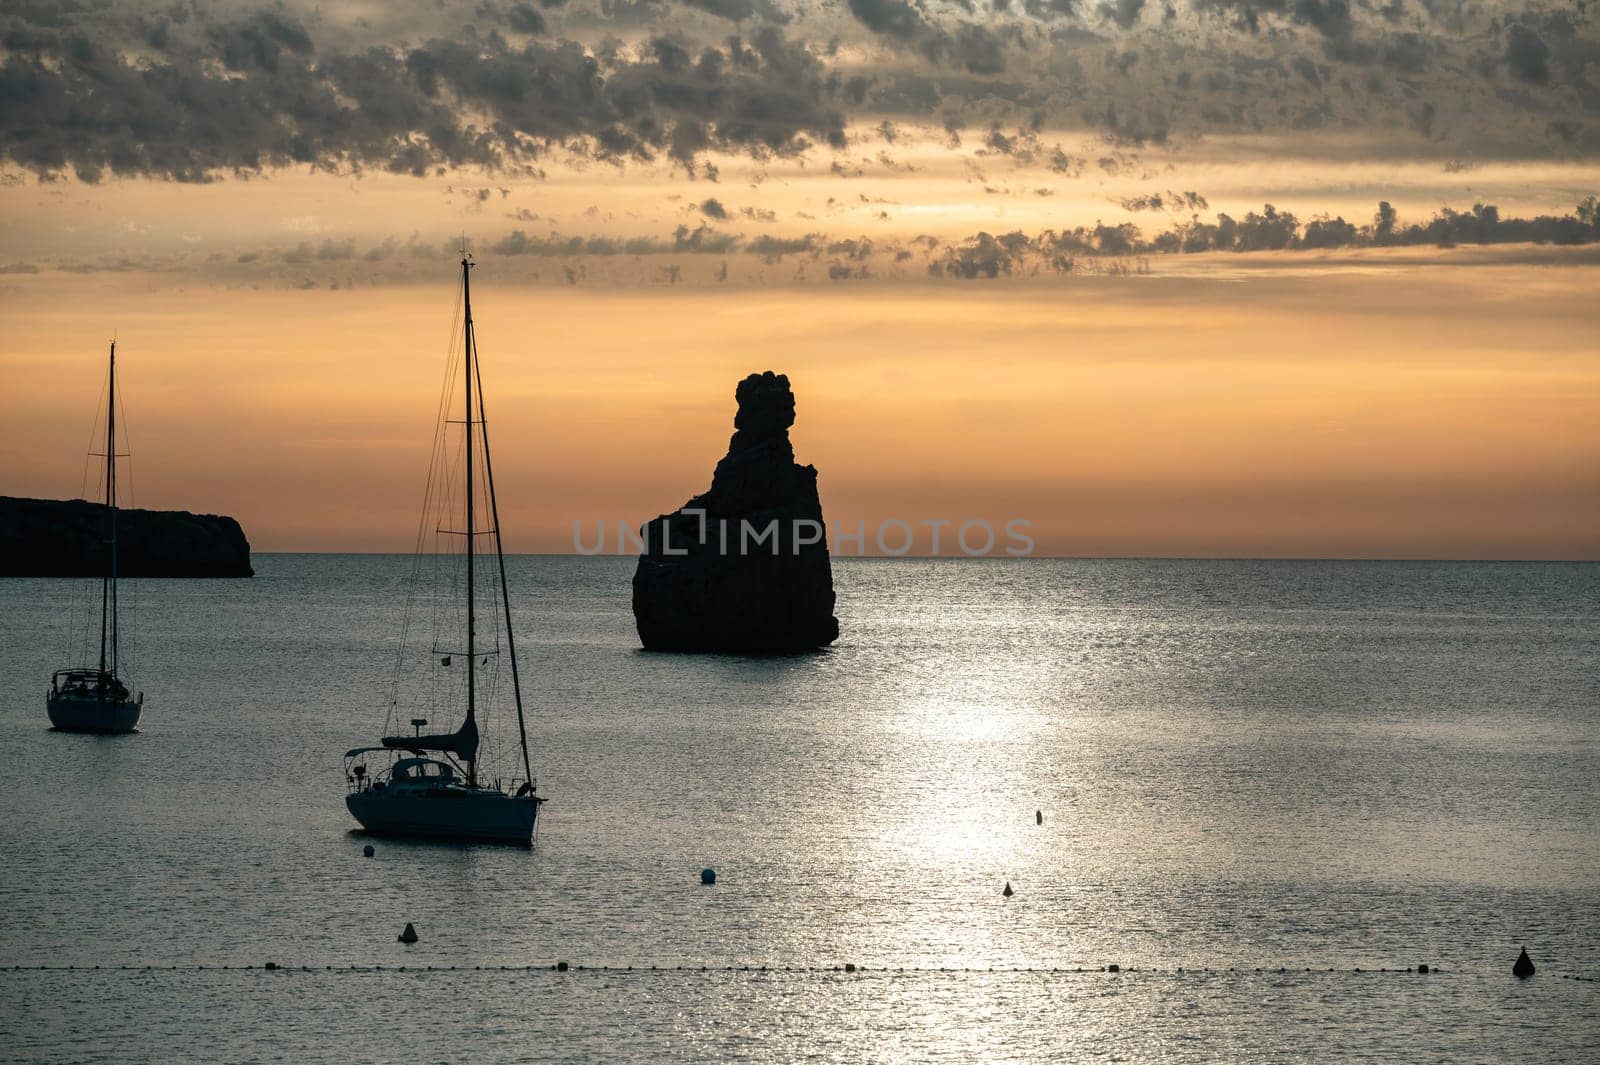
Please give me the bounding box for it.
[556,961,569,972]
[1417,964,1429,974]
[399,922,419,944]
[362,845,375,858]
[1513,947,1535,978]
[1002,882,1014,898]
[844,963,857,973]
[1108,964,1120,973]
[1036,810,1043,825]
[700,868,716,886]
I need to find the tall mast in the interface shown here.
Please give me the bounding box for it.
[461,256,477,787]
[474,348,535,791]
[99,341,119,681]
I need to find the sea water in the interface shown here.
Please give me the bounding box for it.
[1,556,1596,1061]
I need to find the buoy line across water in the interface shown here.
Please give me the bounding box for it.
[7,963,1590,978]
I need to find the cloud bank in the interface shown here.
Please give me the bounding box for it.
[14,196,1596,287]
[1,1,1596,183]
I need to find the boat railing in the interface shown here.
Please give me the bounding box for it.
[501,777,540,799]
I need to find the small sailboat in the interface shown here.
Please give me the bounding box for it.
[344,256,542,845]
[47,341,144,733]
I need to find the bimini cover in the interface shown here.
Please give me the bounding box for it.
[382,714,479,763]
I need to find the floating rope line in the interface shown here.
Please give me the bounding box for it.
[13,962,1589,977]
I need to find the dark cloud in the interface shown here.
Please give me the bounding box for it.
[1379,33,1432,74]
[1102,0,1147,30]
[1190,0,1351,38]
[1505,25,1551,85]
[846,0,1013,75]
[0,6,846,181]
[80,195,1595,287]
[899,197,1600,278]
[504,3,549,35]
[676,0,790,21]
[929,231,1036,278]
[1,1,1594,183]
[847,0,927,41]
[1119,190,1207,212]
[942,24,1010,75]
[745,233,820,258]
[942,197,1600,267]
[699,197,729,218]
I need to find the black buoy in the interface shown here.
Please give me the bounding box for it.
[1036,810,1043,825]
[1108,963,1120,973]
[1417,964,1430,974]
[1513,947,1535,978]
[844,963,857,973]
[362,845,375,858]
[700,868,716,886]
[556,961,569,972]
[1002,882,1014,898]
[399,922,419,944]
[263,962,279,971]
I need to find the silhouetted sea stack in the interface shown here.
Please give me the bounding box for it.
[0,496,253,577]
[632,371,839,653]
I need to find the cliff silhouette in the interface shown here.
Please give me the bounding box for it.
[0,496,253,577]
[632,371,838,653]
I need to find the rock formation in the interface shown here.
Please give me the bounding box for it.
[632,371,838,653]
[0,496,253,577]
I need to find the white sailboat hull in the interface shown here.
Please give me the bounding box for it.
[47,692,143,734]
[346,789,539,845]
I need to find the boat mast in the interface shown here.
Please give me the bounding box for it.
[99,341,120,682]
[462,256,477,787]
[473,341,536,792]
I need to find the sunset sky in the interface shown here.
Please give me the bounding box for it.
[1,0,1596,557]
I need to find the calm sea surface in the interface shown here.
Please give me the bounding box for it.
[1,556,1597,1062]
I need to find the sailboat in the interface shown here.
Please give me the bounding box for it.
[47,341,144,733]
[343,256,543,845]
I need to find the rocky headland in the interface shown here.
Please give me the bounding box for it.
[0,496,254,577]
[632,371,838,653]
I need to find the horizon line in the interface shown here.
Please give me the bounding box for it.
[243,550,1600,564]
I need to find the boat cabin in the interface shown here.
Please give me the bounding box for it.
[391,757,457,784]
[344,748,471,794]
[51,669,129,700]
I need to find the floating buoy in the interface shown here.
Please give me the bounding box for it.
[263,962,278,970]
[700,868,716,886]
[1036,810,1043,825]
[844,963,857,973]
[399,922,419,944]
[1417,964,1430,974]
[1108,964,1120,973]
[1513,947,1535,978]
[1002,882,1014,898]
[556,961,569,972]
[362,845,375,858]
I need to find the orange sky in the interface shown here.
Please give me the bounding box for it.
[4,1,1598,556]
[2,254,1596,558]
